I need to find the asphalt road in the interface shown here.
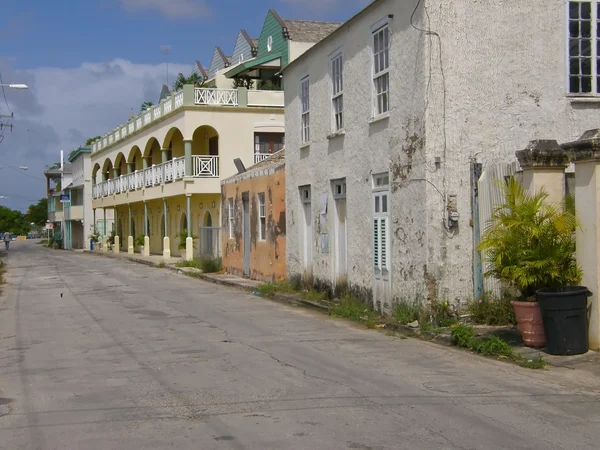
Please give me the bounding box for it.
[1,241,600,449]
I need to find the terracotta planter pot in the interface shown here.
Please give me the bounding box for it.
[511,300,545,348]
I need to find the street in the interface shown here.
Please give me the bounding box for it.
[0,242,599,449]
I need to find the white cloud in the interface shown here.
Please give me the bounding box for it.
[118,0,212,19]
[0,58,188,211]
[279,0,372,13]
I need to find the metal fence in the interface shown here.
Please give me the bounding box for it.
[198,226,221,258]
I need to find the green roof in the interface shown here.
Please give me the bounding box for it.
[68,146,91,162]
[225,52,282,79]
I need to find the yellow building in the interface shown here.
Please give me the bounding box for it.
[90,84,284,259]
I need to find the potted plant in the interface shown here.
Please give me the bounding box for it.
[88,230,100,250]
[178,229,197,250]
[478,177,582,348]
[134,235,145,253]
[107,230,117,250]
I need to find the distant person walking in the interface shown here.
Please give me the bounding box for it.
[3,231,11,251]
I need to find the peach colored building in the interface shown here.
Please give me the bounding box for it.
[221,151,285,281]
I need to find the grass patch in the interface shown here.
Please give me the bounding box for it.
[392,300,423,325]
[466,294,516,326]
[176,256,222,273]
[450,324,545,369]
[330,294,381,327]
[0,261,5,286]
[300,289,329,302]
[255,281,299,298]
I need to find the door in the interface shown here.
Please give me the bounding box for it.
[372,173,391,311]
[242,192,250,277]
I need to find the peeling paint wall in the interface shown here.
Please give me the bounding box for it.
[285,0,600,308]
[284,0,429,310]
[221,167,286,281]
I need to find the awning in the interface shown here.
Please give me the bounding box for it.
[225,53,282,79]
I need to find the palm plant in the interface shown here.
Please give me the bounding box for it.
[140,101,154,112]
[173,73,205,91]
[178,229,197,250]
[478,177,581,299]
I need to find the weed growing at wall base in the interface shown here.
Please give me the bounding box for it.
[176,256,222,273]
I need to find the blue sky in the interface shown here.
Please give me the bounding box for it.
[0,0,367,211]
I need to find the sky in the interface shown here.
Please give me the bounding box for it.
[0,0,368,212]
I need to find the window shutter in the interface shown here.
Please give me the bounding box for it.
[373,218,379,269]
[380,218,387,270]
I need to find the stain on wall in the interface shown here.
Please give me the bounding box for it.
[222,164,286,281]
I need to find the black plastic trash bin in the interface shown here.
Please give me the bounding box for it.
[536,286,591,356]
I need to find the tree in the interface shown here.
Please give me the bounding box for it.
[232,76,254,89]
[86,136,101,146]
[173,72,205,91]
[0,206,30,235]
[140,101,154,112]
[26,198,48,227]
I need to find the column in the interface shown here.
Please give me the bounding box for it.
[102,208,108,252]
[113,168,119,179]
[515,140,569,206]
[143,201,150,257]
[163,198,170,259]
[565,129,600,349]
[185,194,193,261]
[128,204,134,254]
[184,140,192,177]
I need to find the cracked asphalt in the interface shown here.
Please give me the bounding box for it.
[1,241,600,449]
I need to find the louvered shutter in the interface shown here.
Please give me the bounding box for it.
[373,218,379,269]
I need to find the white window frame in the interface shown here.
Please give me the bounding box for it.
[332,178,346,200]
[329,49,344,132]
[300,185,311,204]
[371,18,390,117]
[372,173,390,279]
[567,1,600,95]
[300,75,310,144]
[258,192,266,241]
[228,198,234,239]
[267,36,273,52]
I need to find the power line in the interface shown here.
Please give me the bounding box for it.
[0,71,14,114]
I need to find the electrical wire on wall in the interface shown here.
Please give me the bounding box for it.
[409,0,454,236]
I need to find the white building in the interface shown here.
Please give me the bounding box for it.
[282,0,600,311]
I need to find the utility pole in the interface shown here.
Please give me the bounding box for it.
[160,45,172,87]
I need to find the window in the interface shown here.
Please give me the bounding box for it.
[330,51,344,131]
[373,173,389,277]
[300,185,311,204]
[300,76,310,144]
[258,192,266,240]
[254,133,285,155]
[372,23,390,115]
[228,198,234,239]
[267,36,273,52]
[373,172,390,190]
[239,53,244,63]
[332,179,346,199]
[568,1,600,94]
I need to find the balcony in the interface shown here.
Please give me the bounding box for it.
[90,86,284,155]
[92,156,219,199]
[254,153,273,164]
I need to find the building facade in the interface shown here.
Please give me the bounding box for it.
[221,151,286,281]
[283,0,600,311]
[90,84,285,259]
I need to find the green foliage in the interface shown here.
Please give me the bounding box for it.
[478,177,581,299]
[392,300,423,325]
[331,295,379,325]
[176,256,222,273]
[473,336,513,357]
[516,354,546,369]
[451,324,476,347]
[178,230,197,250]
[173,72,205,91]
[258,79,281,90]
[467,294,516,325]
[88,230,100,243]
[85,136,101,146]
[256,282,278,297]
[107,230,117,245]
[134,235,145,248]
[0,261,6,286]
[0,206,31,235]
[232,76,254,89]
[140,101,154,112]
[157,261,166,268]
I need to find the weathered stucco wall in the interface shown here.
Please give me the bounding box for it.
[284,0,429,309]
[222,167,286,281]
[422,0,600,304]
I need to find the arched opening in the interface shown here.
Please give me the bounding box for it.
[192,125,219,156]
[92,163,101,184]
[128,146,143,172]
[163,127,184,160]
[102,159,114,180]
[144,137,161,167]
[114,152,127,177]
[200,210,216,256]
[203,210,213,227]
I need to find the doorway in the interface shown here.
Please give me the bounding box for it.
[242,192,250,277]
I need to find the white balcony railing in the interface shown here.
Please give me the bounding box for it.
[194,88,237,106]
[92,156,216,199]
[254,153,272,164]
[193,156,219,177]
